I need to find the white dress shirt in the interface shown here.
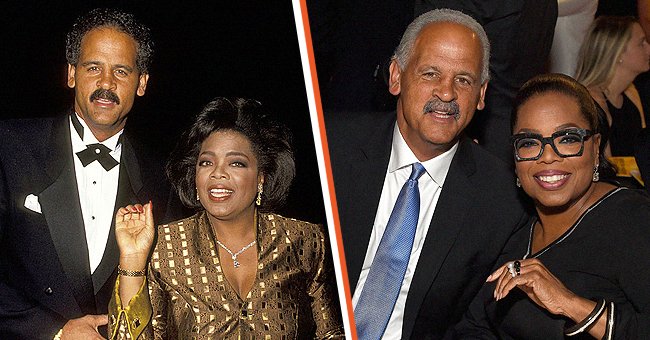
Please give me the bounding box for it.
[70,114,122,274]
[352,124,457,339]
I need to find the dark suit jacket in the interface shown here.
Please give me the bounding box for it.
[326,111,530,339]
[0,115,181,339]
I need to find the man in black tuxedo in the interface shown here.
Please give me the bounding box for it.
[0,8,177,339]
[326,9,529,339]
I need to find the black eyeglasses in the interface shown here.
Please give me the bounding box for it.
[511,128,595,162]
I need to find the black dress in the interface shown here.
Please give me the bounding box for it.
[608,95,643,157]
[452,188,650,339]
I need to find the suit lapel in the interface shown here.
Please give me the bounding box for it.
[91,135,142,295]
[341,114,394,290]
[39,117,96,315]
[401,138,477,339]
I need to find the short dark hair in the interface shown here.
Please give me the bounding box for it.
[66,8,153,74]
[166,97,296,212]
[512,73,616,179]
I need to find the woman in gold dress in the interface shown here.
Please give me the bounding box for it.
[109,97,344,339]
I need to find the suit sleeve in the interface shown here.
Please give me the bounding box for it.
[447,212,531,339]
[447,283,499,339]
[448,245,524,339]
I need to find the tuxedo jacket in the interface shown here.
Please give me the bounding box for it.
[0,115,180,339]
[326,111,530,339]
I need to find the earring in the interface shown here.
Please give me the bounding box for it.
[593,165,600,182]
[516,177,521,187]
[618,59,623,63]
[196,188,200,201]
[255,182,263,206]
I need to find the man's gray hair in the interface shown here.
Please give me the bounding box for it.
[393,8,491,83]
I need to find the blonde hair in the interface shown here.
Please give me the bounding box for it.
[575,16,638,88]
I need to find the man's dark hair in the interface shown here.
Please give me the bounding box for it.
[66,8,153,73]
[166,97,296,212]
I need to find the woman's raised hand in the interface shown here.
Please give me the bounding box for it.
[115,202,155,270]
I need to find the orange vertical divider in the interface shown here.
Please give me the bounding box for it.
[297,0,357,338]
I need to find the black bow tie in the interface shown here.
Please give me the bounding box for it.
[76,143,119,171]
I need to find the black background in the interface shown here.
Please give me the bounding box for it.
[0,1,326,224]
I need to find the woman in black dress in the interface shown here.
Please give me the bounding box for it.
[575,16,650,158]
[452,74,650,339]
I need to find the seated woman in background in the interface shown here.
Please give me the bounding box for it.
[109,97,344,339]
[575,16,650,183]
[452,74,650,339]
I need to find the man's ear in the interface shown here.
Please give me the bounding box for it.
[476,81,488,110]
[388,59,402,96]
[67,64,76,89]
[137,74,149,96]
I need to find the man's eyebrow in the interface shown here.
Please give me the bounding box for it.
[113,64,134,73]
[79,61,102,67]
[456,70,478,81]
[78,61,135,73]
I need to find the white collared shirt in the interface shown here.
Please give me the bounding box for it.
[70,114,122,274]
[352,124,457,339]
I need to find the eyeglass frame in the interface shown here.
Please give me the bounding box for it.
[511,128,595,162]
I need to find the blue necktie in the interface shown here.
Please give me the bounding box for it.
[354,162,426,339]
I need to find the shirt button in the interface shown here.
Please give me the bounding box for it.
[95,148,101,154]
[91,216,96,220]
[44,287,53,295]
[93,181,97,185]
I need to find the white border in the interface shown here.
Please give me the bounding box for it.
[291,0,353,338]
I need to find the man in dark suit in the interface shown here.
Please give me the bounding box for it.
[310,0,557,163]
[326,9,529,339]
[0,8,176,339]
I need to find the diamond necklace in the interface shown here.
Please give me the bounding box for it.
[216,239,256,268]
[211,210,258,268]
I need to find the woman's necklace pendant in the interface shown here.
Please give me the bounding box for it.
[216,239,256,268]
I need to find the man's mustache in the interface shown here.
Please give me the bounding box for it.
[423,99,460,120]
[89,89,120,105]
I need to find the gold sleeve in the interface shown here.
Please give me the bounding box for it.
[108,276,152,339]
[307,224,346,339]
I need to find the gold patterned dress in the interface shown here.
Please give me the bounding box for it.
[109,211,345,339]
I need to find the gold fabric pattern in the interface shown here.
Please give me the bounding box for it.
[110,211,344,339]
